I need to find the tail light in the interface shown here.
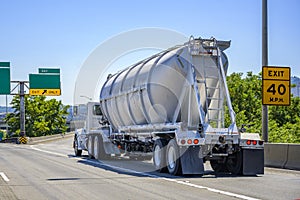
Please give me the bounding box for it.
[245,140,262,145]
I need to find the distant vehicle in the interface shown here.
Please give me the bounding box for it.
[72,37,264,175]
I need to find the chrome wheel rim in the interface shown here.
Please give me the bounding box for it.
[167,146,176,170]
[154,145,161,167]
[94,137,99,159]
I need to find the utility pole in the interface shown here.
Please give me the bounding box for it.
[262,0,268,142]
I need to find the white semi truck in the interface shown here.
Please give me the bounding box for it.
[72,37,264,175]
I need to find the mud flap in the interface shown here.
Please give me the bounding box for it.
[242,149,264,175]
[180,146,204,175]
[101,132,121,155]
[103,142,121,154]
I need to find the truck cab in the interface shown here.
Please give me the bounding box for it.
[72,102,103,156]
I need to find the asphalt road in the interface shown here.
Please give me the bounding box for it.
[0,137,299,200]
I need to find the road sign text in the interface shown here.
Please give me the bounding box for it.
[262,66,290,106]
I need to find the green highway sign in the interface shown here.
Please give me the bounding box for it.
[0,62,10,68]
[29,74,60,89]
[0,62,10,95]
[38,68,60,74]
[30,68,61,96]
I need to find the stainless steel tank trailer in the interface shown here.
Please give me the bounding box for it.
[72,36,264,176]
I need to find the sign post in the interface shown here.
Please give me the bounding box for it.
[262,0,268,142]
[262,66,290,106]
[20,82,26,138]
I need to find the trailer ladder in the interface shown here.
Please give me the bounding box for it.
[201,42,224,128]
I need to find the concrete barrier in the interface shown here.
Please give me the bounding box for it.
[28,132,74,144]
[264,143,300,170]
[0,133,74,144]
[284,144,300,170]
[264,143,289,168]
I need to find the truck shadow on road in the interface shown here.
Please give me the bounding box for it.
[72,156,254,179]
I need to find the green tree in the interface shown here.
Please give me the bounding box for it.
[225,72,262,133]
[268,97,300,143]
[225,72,300,143]
[5,96,69,137]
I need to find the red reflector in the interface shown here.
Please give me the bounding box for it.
[181,140,186,145]
[117,145,122,149]
[252,140,257,145]
[187,139,192,144]
[194,139,199,144]
[246,140,251,145]
[259,141,264,145]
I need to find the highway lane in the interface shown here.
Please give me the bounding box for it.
[0,137,299,200]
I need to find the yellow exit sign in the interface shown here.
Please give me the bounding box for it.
[29,89,61,96]
[262,66,290,106]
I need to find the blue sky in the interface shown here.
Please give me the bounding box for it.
[0,0,299,106]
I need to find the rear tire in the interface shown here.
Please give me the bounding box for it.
[210,159,227,173]
[88,135,94,159]
[153,138,168,173]
[94,135,110,160]
[74,137,82,157]
[166,139,182,175]
[226,150,243,175]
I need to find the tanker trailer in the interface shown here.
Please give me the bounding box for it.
[78,37,264,176]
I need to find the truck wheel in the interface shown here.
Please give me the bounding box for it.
[210,160,227,173]
[226,150,243,175]
[88,135,94,159]
[74,137,82,157]
[153,139,168,173]
[94,135,110,160]
[166,139,182,175]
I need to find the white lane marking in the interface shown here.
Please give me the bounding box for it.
[30,146,67,157]
[0,172,10,182]
[29,146,260,200]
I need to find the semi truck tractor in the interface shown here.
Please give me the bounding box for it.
[73,37,264,175]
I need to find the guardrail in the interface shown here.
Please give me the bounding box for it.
[264,143,300,170]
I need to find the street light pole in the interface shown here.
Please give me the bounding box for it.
[262,0,268,142]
